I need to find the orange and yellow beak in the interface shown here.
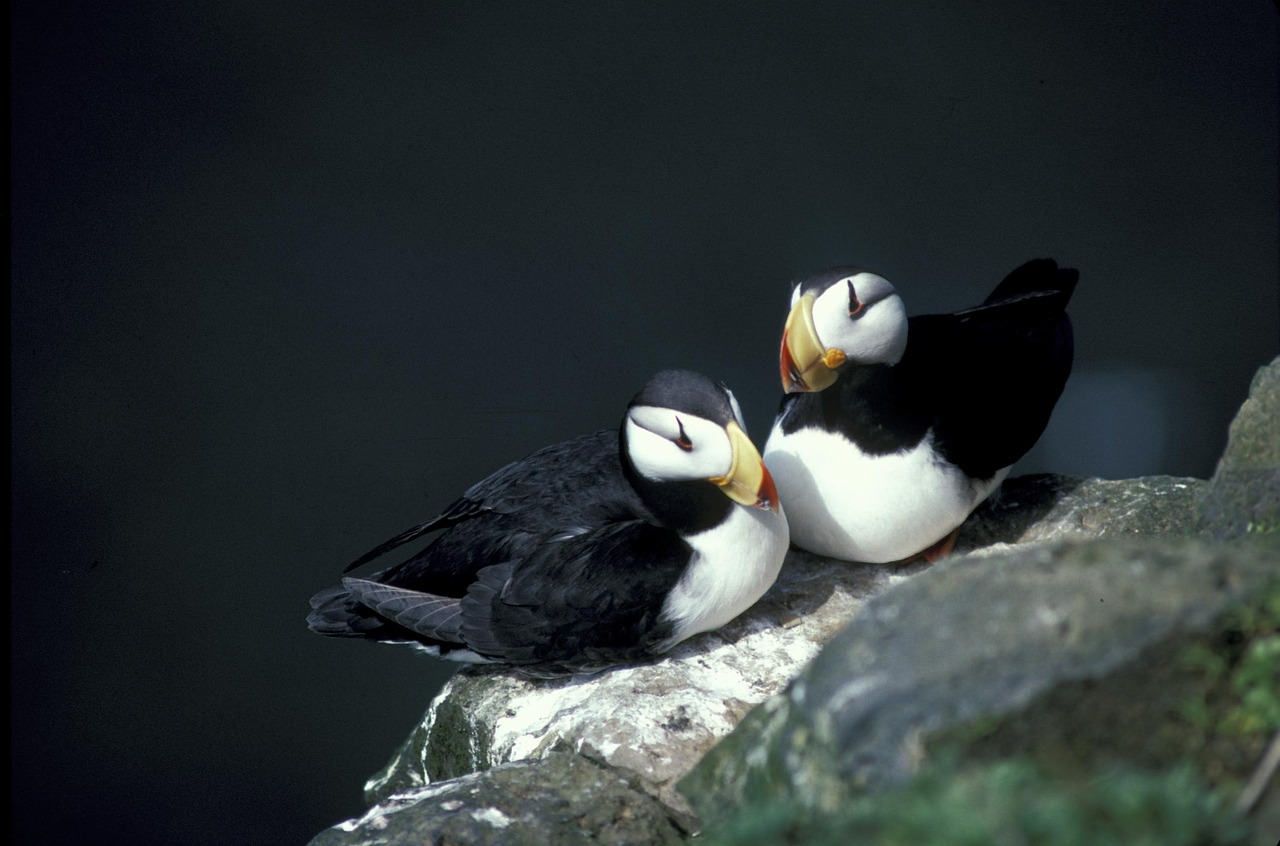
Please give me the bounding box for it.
[710,421,780,512]
[780,294,847,393]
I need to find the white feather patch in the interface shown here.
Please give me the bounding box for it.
[407,642,495,664]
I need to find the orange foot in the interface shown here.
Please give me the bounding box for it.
[892,528,960,566]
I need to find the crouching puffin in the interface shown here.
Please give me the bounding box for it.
[763,258,1076,564]
[308,369,788,678]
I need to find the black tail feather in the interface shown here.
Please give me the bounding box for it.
[340,577,465,643]
[343,517,445,573]
[983,258,1078,307]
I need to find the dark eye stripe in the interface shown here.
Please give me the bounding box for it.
[847,279,865,317]
[675,418,693,451]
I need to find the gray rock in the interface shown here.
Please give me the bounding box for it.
[1199,356,1280,540]
[957,473,1204,551]
[309,752,687,846]
[357,470,1208,801]
[363,470,1204,811]
[678,536,1279,828]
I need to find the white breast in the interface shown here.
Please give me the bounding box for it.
[763,422,1007,563]
[659,504,790,647]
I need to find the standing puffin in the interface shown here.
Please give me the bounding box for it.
[763,258,1076,564]
[308,369,788,678]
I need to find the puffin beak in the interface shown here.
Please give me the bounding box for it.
[780,294,845,393]
[710,421,780,513]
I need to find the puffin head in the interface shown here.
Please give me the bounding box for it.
[779,268,908,393]
[623,370,779,513]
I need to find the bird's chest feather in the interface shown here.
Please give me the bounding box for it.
[659,506,790,645]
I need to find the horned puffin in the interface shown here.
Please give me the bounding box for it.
[308,369,788,678]
[763,258,1076,564]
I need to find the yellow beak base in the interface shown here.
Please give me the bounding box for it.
[710,421,780,512]
[780,294,842,393]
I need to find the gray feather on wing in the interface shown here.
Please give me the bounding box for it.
[341,577,464,642]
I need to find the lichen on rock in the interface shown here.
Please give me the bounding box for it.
[1199,356,1280,540]
[363,549,916,810]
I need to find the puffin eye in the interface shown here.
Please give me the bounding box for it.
[674,418,693,451]
[847,280,865,318]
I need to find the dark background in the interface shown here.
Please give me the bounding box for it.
[11,3,1278,844]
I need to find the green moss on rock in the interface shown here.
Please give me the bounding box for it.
[700,758,1247,846]
[938,576,1280,798]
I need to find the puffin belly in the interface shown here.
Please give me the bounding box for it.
[764,425,1002,563]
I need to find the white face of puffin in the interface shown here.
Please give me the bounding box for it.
[625,401,777,511]
[781,271,909,392]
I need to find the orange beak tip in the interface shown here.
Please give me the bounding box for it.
[757,466,781,513]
